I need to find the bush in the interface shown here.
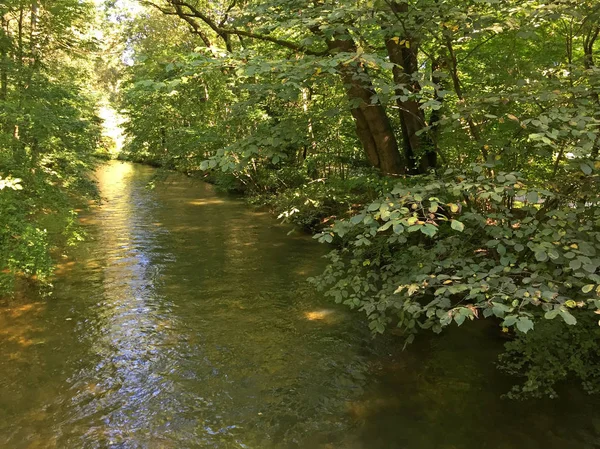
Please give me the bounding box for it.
[311,164,600,343]
[500,314,600,399]
[257,170,394,231]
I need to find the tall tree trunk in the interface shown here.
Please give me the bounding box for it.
[327,36,406,175]
[385,1,436,174]
[30,0,39,68]
[17,5,23,68]
[0,17,8,101]
[583,25,600,158]
[429,57,445,161]
[444,33,488,160]
[28,0,40,168]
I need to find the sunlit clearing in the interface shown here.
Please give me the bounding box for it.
[98,99,125,156]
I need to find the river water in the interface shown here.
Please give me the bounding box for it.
[1,161,599,448]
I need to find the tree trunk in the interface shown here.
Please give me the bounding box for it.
[429,57,445,160]
[30,0,39,69]
[327,37,406,175]
[583,25,599,158]
[0,17,8,101]
[385,1,436,174]
[443,33,489,160]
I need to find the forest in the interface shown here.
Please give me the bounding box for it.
[1,0,600,424]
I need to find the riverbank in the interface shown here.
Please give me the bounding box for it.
[116,153,392,234]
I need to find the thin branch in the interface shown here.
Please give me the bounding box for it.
[223,28,328,56]
[218,0,237,28]
[142,1,212,47]
[149,0,328,56]
[457,33,498,64]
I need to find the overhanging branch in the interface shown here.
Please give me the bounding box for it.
[147,0,328,56]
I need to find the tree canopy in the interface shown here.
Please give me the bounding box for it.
[0,0,110,294]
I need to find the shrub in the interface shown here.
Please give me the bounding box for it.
[311,164,600,343]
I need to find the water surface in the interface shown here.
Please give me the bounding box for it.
[1,161,599,448]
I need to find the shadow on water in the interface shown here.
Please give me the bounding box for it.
[0,161,599,448]
[352,321,600,449]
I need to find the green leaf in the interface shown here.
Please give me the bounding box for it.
[450,220,464,232]
[492,302,510,318]
[516,317,534,333]
[454,312,466,326]
[582,284,595,293]
[420,224,437,237]
[526,191,539,204]
[367,202,380,211]
[569,259,582,270]
[350,213,365,225]
[559,309,577,326]
[580,163,593,175]
[378,221,394,232]
[535,250,548,262]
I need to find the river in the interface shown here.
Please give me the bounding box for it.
[0,161,599,448]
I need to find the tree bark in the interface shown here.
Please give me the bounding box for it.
[327,36,406,175]
[385,1,436,173]
[443,32,489,160]
[0,17,8,101]
[583,25,600,158]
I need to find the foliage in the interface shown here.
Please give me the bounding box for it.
[0,0,105,296]
[260,171,393,231]
[500,314,600,399]
[312,164,600,335]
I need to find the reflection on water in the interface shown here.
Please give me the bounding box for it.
[0,161,599,448]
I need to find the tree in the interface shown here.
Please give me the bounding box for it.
[0,0,104,295]
[139,0,445,174]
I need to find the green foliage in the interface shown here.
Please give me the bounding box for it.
[0,0,104,296]
[258,170,391,231]
[312,164,600,338]
[500,314,600,399]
